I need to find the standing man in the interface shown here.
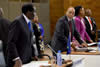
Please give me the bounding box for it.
[51,7,87,56]
[0,8,10,64]
[84,9,97,42]
[7,3,36,67]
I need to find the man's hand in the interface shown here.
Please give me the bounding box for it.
[71,44,77,51]
[89,40,93,43]
[81,43,88,47]
[91,31,95,35]
[14,59,22,67]
[32,56,38,61]
[40,36,43,40]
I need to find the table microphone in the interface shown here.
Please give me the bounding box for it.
[46,44,65,64]
[40,54,52,60]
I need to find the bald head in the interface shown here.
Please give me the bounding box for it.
[0,8,3,17]
[66,7,75,19]
[85,9,92,16]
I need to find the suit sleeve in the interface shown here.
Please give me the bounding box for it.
[32,23,40,57]
[55,20,68,44]
[32,23,40,38]
[84,31,91,41]
[73,21,83,44]
[92,18,97,33]
[84,18,91,36]
[7,20,20,61]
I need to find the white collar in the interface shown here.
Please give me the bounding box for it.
[67,16,72,21]
[85,16,91,19]
[23,14,30,24]
[85,16,88,18]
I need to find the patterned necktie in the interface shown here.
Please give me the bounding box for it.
[88,17,92,26]
[88,17,93,30]
[68,21,72,41]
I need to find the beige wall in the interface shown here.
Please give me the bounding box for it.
[0,0,51,43]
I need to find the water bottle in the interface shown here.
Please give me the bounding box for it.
[98,39,100,52]
[57,50,62,67]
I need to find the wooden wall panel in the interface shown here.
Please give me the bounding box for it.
[64,0,70,13]
[50,0,64,36]
[50,0,100,36]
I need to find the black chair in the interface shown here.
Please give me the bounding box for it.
[0,41,6,67]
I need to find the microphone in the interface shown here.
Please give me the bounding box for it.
[40,54,52,60]
[47,44,57,55]
[46,44,73,67]
[46,44,65,64]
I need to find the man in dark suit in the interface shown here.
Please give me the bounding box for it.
[0,8,10,64]
[84,9,97,42]
[7,3,36,67]
[51,7,88,56]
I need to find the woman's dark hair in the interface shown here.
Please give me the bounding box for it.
[74,6,82,16]
[22,3,34,14]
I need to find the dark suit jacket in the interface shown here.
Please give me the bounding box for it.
[7,15,35,67]
[84,17,97,41]
[0,17,10,44]
[51,16,83,54]
[32,23,41,55]
[0,17,10,64]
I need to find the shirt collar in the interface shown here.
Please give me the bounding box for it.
[67,16,72,22]
[85,16,88,18]
[85,16,91,19]
[23,14,30,24]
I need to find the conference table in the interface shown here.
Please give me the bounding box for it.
[62,46,100,67]
[22,46,100,67]
[22,57,73,67]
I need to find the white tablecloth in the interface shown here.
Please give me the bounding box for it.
[62,54,100,67]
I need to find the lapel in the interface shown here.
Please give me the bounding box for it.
[64,16,74,36]
[20,15,32,39]
[71,19,74,35]
[90,17,94,25]
[20,15,30,32]
[64,16,69,31]
[84,17,91,29]
[64,16,71,39]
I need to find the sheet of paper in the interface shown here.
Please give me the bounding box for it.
[22,61,51,67]
[88,42,97,46]
[88,47,97,51]
[61,55,85,67]
[72,58,85,67]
